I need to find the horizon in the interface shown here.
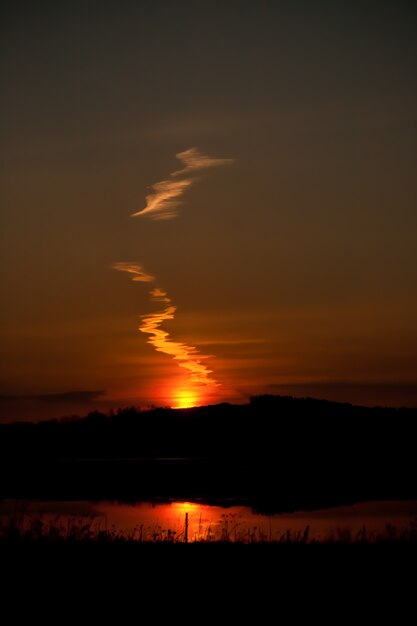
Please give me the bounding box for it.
[1,391,417,425]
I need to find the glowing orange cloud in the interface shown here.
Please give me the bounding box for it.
[113,147,234,395]
[131,147,234,220]
[131,178,193,220]
[139,303,218,387]
[172,147,234,176]
[150,287,171,303]
[112,262,218,388]
[111,262,154,282]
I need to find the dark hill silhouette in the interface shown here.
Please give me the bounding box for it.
[1,395,416,513]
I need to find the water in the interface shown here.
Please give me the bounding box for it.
[2,499,417,542]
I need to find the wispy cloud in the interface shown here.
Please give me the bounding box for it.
[150,288,171,303]
[113,147,233,393]
[112,263,218,388]
[131,147,234,220]
[0,391,105,404]
[111,262,155,282]
[172,147,234,176]
[130,179,193,220]
[139,304,218,386]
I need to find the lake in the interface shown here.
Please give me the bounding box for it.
[2,499,417,542]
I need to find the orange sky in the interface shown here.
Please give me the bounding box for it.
[1,1,417,420]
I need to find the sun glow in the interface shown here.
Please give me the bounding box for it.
[172,501,201,515]
[172,389,200,409]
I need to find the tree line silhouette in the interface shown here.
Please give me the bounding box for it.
[1,395,416,513]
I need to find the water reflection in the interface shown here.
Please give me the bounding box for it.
[2,500,417,542]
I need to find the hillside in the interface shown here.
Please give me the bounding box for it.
[1,395,416,513]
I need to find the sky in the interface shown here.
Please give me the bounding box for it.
[1,0,416,420]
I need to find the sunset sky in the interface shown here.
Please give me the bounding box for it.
[1,0,417,420]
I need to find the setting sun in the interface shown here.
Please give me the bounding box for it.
[172,389,200,409]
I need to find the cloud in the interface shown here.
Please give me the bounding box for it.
[112,262,217,387]
[150,288,171,303]
[112,262,155,282]
[139,304,218,387]
[36,390,105,404]
[131,147,234,220]
[266,382,417,408]
[172,147,234,176]
[114,146,233,389]
[0,391,105,404]
[131,178,193,220]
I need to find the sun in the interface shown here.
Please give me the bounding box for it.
[172,389,199,409]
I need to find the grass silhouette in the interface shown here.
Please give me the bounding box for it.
[2,512,417,545]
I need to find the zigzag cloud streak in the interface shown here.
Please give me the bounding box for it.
[131,179,193,221]
[112,262,218,387]
[112,262,155,282]
[139,305,217,386]
[131,147,234,220]
[172,147,234,176]
[113,147,234,392]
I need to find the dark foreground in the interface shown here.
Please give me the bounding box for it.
[3,539,417,575]
[2,541,416,616]
[1,396,416,513]
[2,541,416,592]
[1,389,416,608]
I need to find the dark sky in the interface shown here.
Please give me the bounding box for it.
[1,0,416,419]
